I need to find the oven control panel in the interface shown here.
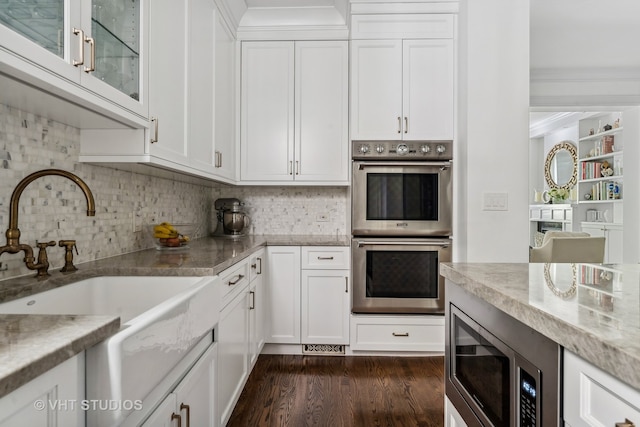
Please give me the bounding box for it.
[352,141,453,161]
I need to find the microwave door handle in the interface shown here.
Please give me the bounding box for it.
[357,161,452,169]
[357,241,451,248]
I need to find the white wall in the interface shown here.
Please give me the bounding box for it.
[457,0,530,262]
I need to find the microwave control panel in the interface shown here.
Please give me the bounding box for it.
[519,369,539,427]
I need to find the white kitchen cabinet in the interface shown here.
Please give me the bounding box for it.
[266,246,302,344]
[189,6,236,181]
[0,0,147,124]
[301,270,350,345]
[240,40,349,184]
[564,350,640,427]
[218,269,251,427]
[350,38,454,141]
[301,247,350,345]
[141,343,217,427]
[581,222,623,263]
[79,0,237,185]
[249,250,266,366]
[0,354,84,427]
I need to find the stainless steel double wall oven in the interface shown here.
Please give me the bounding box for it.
[351,140,453,314]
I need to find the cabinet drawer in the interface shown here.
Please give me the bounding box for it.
[350,315,444,352]
[301,247,350,270]
[564,350,640,427]
[220,259,250,305]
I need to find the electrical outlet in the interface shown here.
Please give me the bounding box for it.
[316,213,330,222]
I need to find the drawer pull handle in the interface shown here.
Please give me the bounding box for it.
[317,256,334,260]
[392,332,409,337]
[171,413,182,427]
[251,258,263,274]
[249,291,255,310]
[345,277,348,293]
[228,274,245,286]
[616,419,636,427]
[180,403,190,427]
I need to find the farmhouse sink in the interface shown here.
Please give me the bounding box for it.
[0,275,221,426]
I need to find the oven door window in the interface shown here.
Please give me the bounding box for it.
[453,315,510,427]
[366,250,439,298]
[367,173,438,221]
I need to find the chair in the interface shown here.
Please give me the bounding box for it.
[529,231,606,263]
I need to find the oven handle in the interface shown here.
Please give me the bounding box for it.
[357,161,452,170]
[356,240,451,248]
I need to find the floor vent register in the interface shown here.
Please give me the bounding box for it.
[302,344,345,355]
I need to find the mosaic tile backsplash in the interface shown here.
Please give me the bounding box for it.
[0,104,348,281]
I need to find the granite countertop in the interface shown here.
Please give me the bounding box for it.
[440,262,640,391]
[0,234,349,398]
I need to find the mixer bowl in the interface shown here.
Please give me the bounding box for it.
[223,211,249,234]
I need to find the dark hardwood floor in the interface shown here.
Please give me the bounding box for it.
[227,354,445,427]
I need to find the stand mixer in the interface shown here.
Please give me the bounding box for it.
[211,198,250,238]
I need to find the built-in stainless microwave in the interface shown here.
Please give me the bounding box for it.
[445,283,562,427]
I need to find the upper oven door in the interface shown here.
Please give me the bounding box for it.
[352,161,452,236]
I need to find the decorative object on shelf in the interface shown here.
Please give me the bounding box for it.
[548,187,569,204]
[589,128,595,135]
[600,160,614,177]
[603,124,612,131]
[584,193,592,200]
[544,140,577,192]
[534,189,544,202]
[613,118,620,128]
[602,135,615,154]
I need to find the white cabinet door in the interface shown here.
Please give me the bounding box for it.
[147,0,189,164]
[212,11,236,181]
[0,0,81,83]
[403,39,454,140]
[564,350,640,427]
[301,269,350,345]
[249,250,266,366]
[189,4,236,181]
[350,39,403,140]
[0,0,147,121]
[0,354,84,427]
[188,0,216,174]
[142,344,217,427]
[241,41,295,181]
[218,286,250,426]
[266,246,301,344]
[294,41,349,182]
[173,343,217,427]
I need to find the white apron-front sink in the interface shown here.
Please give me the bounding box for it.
[0,275,221,426]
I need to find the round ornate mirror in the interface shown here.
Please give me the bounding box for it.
[544,141,577,191]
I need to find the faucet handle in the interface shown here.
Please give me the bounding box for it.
[36,241,56,249]
[58,239,77,252]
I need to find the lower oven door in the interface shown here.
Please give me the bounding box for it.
[351,238,452,314]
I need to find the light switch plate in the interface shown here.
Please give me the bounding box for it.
[483,192,508,211]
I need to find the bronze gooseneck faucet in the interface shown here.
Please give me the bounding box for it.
[0,169,95,278]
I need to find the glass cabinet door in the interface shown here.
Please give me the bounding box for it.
[90,0,140,101]
[0,0,66,57]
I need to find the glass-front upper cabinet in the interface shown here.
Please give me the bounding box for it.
[87,0,141,102]
[0,0,147,120]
